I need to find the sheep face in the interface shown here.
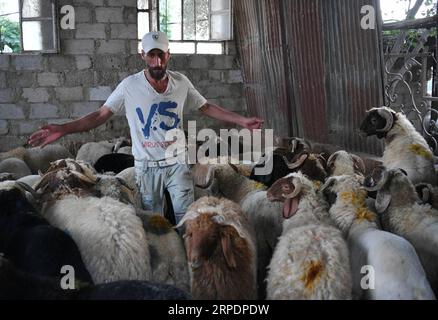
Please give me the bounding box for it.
[320,175,366,206]
[184,213,221,269]
[360,107,397,139]
[327,151,366,177]
[267,173,313,219]
[364,166,418,213]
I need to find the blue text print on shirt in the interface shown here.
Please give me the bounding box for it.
[136,101,180,138]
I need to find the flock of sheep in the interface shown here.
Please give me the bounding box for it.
[1,106,438,300]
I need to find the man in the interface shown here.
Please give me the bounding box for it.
[29,31,264,224]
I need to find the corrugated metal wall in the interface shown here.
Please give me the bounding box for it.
[235,0,385,154]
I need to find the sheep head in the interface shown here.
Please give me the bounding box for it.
[34,159,98,199]
[327,150,366,177]
[267,173,313,219]
[0,181,40,215]
[364,166,417,213]
[360,107,397,139]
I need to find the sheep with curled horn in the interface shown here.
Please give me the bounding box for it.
[320,174,435,300]
[360,107,436,185]
[265,172,352,300]
[175,196,257,300]
[364,166,438,294]
[249,137,327,188]
[33,159,152,285]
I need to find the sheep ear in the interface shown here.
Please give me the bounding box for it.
[375,190,391,214]
[221,230,237,269]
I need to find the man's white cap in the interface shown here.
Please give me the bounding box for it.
[141,31,169,53]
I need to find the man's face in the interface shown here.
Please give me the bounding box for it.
[141,49,170,80]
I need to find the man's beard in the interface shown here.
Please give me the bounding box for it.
[148,66,167,81]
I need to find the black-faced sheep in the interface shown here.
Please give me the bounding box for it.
[321,174,435,300]
[33,159,152,285]
[364,166,438,294]
[0,181,92,284]
[360,107,436,185]
[175,196,257,300]
[0,256,190,300]
[266,172,352,299]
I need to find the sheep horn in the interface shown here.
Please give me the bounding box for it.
[195,166,215,189]
[283,181,302,199]
[376,108,394,133]
[70,170,98,185]
[14,181,40,199]
[290,139,298,153]
[364,166,389,192]
[351,154,366,175]
[283,152,309,170]
[326,152,338,169]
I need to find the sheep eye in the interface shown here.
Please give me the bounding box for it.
[371,116,378,125]
[282,185,290,192]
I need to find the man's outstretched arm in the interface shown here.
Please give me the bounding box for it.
[28,106,114,148]
[199,102,264,130]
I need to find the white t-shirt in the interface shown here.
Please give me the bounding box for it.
[104,70,207,161]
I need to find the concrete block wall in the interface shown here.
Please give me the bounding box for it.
[0,0,247,152]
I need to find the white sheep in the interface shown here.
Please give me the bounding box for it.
[0,158,31,179]
[365,166,438,294]
[360,107,436,185]
[75,141,114,166]
[175,196,257,300]
[34,159,152,285]
[23,144,73,174]
[326,150,366,177]
[266,172,352,300]
[322,174,435,300]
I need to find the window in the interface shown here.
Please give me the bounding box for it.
[0,0,58,54]
[137,0,233,54]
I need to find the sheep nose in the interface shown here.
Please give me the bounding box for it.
[190,259,202,269]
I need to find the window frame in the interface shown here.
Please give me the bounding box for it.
[18,0,59,53]
[138,0,233,54]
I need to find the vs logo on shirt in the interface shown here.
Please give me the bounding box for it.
[136,101,181,138]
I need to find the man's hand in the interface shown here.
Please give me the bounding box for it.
[28,124,64,148]
[241,117,264,130]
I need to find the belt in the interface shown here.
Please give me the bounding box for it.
[135,158,179,168]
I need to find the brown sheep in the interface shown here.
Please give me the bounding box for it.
[176,196,257,300]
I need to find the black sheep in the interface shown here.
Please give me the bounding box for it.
[94,153,134,174]
[0,257,191,300]
[0,181,92,283]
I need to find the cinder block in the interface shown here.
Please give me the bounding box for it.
[76,23,106,39]
[96,40,126,54]
[96,8,124,23]
[75,56,92,70]
[0,104,24,119]
[63,70,94,87]
[203,84,242,99]
[48,56,76,71]
[189,55,210,69]
[62,40,95,55]
[111,24,138,39]
[17,121,42,135]
[12,56,44,71]
[0,120,8,135]
[108,0,137,6]
[226,70,243,83]
[94,55,124,70]
[0,89,14,103]
[22,88,50,103]
[37,72,62,87]
[0,72,6,88]
[55,87,84,101]
[7,72,36,87]
[75,6,91,23]
[208,70,223,82]
[0,55,10,71]
[89,86,112,101]
[70,102,101,117]
[212,55,235,70]
[29,104,59,119]
[130,40,141,54]
[123,7,138,24]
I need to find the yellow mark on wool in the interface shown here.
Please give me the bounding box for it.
[313,180,322,191]
[340,191,367,207]
[300,260,324,291]
[252,181,266,190]
[356,207,376,222]
[409,144,433,160]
